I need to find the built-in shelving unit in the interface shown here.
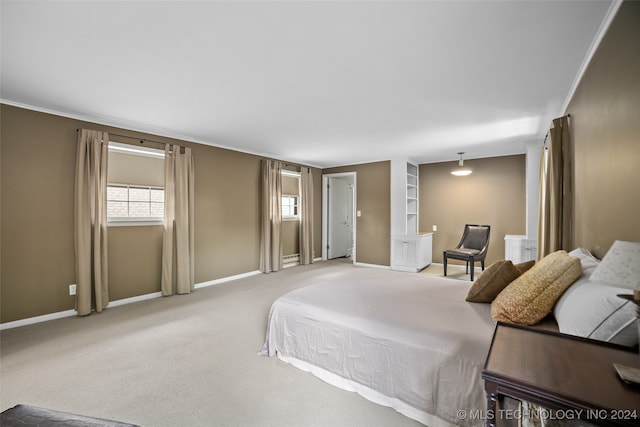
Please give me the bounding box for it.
[390,159,432,272]
[406,163,418,235]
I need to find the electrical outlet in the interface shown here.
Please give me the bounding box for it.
[432,225,438,232]
[69,284,77,296]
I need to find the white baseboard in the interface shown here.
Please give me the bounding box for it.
[0,309,78,331]
[1,270,263,330]
[282,257,327,269]
[194,270,262,289]
[109,292,163,307]
[353,262,391,270]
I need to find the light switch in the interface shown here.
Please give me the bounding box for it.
[432,225,437,232]
[357,210,362,217]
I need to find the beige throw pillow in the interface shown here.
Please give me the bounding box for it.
[491,250,582,325]
[514,260,535,274]
[466,260,521,303]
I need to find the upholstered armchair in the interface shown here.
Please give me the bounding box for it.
[443,224,491,281]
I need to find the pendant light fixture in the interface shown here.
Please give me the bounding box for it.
[451,152,472,176]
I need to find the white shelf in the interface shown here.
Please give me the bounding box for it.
[391,158,432,271]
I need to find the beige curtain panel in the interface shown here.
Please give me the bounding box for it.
[162,145,195,296]
[74,129,109,316]
[299,167,314,265]
[538,115,572,260]
[260,159,283,273]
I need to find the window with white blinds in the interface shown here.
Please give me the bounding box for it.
[107,141,165,225]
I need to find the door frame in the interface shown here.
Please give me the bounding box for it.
[322,172,357,262]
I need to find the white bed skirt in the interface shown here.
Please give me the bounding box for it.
[276,352,457,427]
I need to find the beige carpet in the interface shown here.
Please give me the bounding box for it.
[1,261,479,427]
[421,263,479,282]
[0,261,476,426]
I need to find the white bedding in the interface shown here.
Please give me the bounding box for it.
[260,267,496,426]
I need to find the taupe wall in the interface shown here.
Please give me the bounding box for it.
[566,0,640,258]
[419,155,526,265]
[2,107,77,321]
[0,105,322,323]
[323,161,391,266]
[108,226,163,301]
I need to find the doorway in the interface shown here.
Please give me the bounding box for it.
[322,172,356,262]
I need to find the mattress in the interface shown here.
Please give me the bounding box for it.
[261,267,495,426]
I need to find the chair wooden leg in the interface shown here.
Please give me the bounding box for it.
[470,256,475,281]
[443,252,448,276]
[481,260,485,271]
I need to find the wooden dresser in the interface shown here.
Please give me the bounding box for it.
[482,322,640,427]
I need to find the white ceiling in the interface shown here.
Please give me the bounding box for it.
[1,1,617,168]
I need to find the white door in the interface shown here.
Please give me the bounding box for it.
[346,184,354,256]
[328,178,349,259]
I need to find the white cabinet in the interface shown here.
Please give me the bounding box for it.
[391,233,433,272]
[390,158,433,272]
[504,235,537,263]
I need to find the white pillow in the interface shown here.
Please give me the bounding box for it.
[567,247,600,273]
[590,240,640,289]
[553,248,638,346]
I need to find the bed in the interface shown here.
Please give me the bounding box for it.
[260,247,639,426]
[260,267,495,427]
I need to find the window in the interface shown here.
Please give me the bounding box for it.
[107,185,164,221]
[107,141,165,225]
[281,170,300,220]
[282,195,299,219]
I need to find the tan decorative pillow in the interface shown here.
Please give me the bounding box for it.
[466,260,521,303]
[514,260,535,274]
[491,250,582,325]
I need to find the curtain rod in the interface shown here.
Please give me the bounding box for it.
[279,161,312,172]
[76,128,169,148]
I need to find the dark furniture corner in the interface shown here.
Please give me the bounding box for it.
[443,224,490,281]
[0,405,140,427]
[482,322,640,427]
